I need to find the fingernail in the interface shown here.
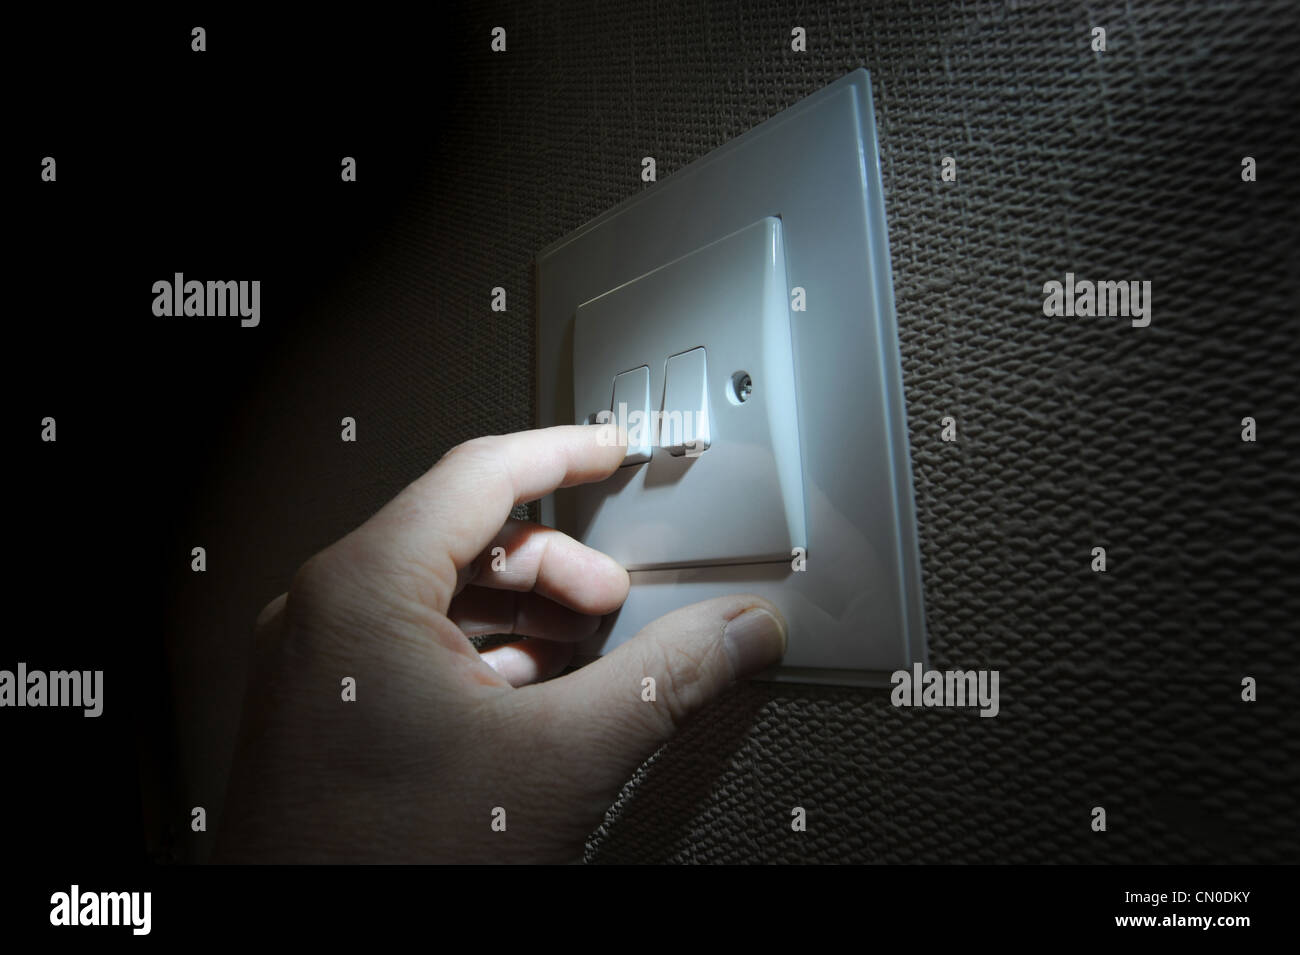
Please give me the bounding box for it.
[722,608,787,682]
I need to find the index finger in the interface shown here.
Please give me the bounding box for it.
[351,425,625,610]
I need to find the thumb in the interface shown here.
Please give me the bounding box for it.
[548,594,787,767]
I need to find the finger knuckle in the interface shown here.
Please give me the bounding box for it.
[655,642,712,732]
[441,435,496,465]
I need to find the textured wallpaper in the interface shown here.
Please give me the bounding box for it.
[147,0,1299,864]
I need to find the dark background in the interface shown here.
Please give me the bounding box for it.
[8,1,1298,867]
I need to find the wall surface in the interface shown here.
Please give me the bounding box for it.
[146,1,1298,863]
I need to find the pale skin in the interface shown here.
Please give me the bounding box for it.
[215,425,788,862]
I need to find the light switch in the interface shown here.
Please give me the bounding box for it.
[661,348,711,456]
[610,365,652,465]
[536,70,927,683]
[567,216,805,570]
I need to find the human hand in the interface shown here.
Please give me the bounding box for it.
[215,425,787,862]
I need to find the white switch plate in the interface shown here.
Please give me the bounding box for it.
[571,216,806,571]
[535,70,926,685]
